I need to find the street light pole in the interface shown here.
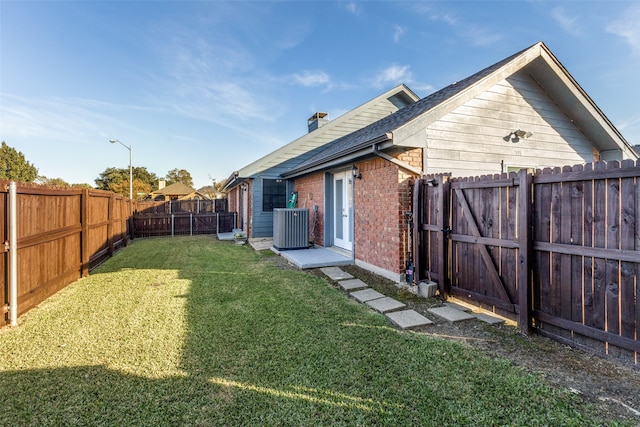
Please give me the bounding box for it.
[109,139,133,200]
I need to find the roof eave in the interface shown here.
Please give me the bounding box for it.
[282,134,392,178]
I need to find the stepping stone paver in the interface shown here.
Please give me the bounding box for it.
[338,279,368,291]
[428,306,476,323]
[386,310,433,329]
[366,297,406,313]
[474,312,505,325]
[444,302,472,312]
[320,267,354,281]
[350,288,385,303]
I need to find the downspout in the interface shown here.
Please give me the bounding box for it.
[8,182,18,326]
[371,143,425,177]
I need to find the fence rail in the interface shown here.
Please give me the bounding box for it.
[135,198,227,215]
[415,160,639,365]
[1,182,230,326]
[133,212,236,237]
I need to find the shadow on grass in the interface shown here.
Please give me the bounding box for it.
[0,237,611,426]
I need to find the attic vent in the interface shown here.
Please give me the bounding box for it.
[308,112,328,133]
[388,92,415,109]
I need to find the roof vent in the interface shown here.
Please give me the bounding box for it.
[307,112,328,133]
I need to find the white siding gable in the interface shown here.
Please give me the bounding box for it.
[396,71,597,177]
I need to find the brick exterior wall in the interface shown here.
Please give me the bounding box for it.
[292,148,423,280]
[293,174,325,246]
[353,153,416,276]
[226,180,253,235]
[227,186,240,228]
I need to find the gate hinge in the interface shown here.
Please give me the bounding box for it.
[3,240,9,253]
[2,304,9,314]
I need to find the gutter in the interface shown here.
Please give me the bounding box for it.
[371,143,425,177]
[221,171,239,192]
[283,134,426,179]
[282,134,392,179]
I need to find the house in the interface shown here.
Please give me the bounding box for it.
[150,181,209,201]
[280,41,637,283]
[222,84,420,238]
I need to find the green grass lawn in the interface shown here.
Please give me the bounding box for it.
[0,236,627,426]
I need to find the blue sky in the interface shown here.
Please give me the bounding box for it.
[1,1,639,189]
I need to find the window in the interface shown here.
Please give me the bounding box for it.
[262,179,287,212]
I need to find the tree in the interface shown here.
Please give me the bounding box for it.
[0,141,38,182]
[36,176,70,187]
[166,168,193,187]
[95,166,159,198]
[199,178,227,199]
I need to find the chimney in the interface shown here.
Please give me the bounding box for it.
[158,179,166,190]
[307,112,328,133]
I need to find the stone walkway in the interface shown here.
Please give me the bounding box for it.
[320,266,505,330]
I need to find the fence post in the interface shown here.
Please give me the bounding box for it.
[107,193,114,256]
[171,214,175,237]
[517,169,532,335]
[439,175,450,296]
[7,182,18,327]
[190,213,193,236]
[81,189,90,277]
[412,179,422,283]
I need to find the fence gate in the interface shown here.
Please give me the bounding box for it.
[414,171,531,330]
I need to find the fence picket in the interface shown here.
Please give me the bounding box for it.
[415,160,640,364]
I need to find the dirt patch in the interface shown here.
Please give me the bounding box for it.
[262,253,640,424]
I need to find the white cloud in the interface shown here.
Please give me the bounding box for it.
[345,2,362,16]
[551,7,582,36]
[291,71,331,87]
[412,4,501,47]
[393,25,406,43]
[371,64,412,89]
[0,94,125,142]
[606,4,640,55]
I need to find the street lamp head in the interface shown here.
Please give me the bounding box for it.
[109,139,119,144]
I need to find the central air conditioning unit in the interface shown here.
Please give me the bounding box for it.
[273,208,309,250]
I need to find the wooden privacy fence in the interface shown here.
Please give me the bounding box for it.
[1,181,131,325]
[132,199,233,237]
[135,198,227,215]
[414,160,639,364]
[1,184,234,326]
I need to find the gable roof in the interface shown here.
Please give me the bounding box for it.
[283,42,636,178]
[152,182,197,196]
[222,84,419,190]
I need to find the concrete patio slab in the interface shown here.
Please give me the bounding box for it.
[338,278,367,291]
[350,289,385,303]
[279,248,353,269]
[321,267,354,281]
[249,238,273,251]
[217,229,243,241]
[366,297,406,313]
[386,310,433,329]
[428,306,476,323]
[474,312,506,325]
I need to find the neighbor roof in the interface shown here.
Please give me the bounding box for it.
[153,182,196,195]
[283,41,636,178]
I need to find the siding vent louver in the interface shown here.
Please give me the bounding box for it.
[273,208,309,250]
